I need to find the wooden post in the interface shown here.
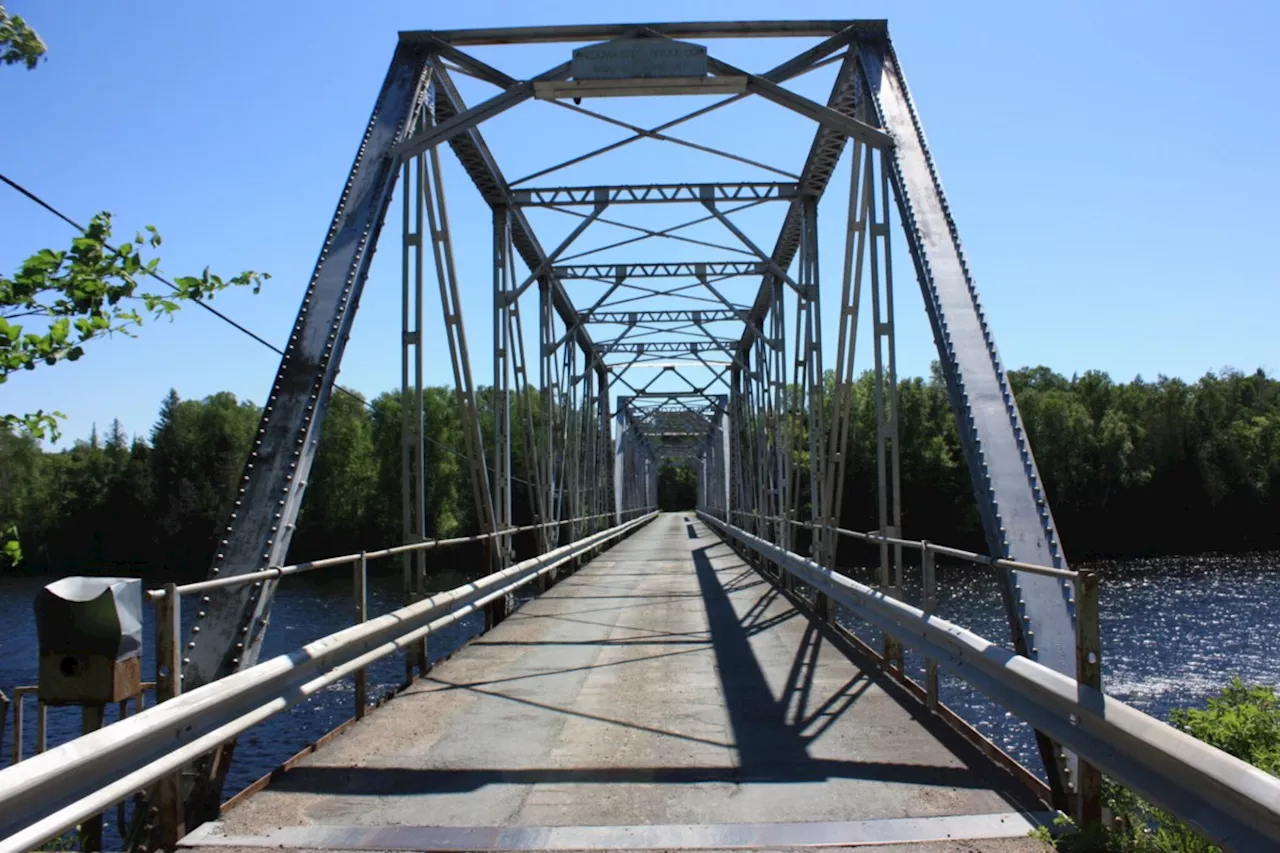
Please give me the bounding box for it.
[0,690,7,767]
[11,691,22,765]
[156,585,181,702]
[1074,567,1103,828]
[405,586,417,687]
[80,704,106,852]
[37,702,47,754]
[922,543,938,712]
[155,584,185,849]
[354,552,368,720]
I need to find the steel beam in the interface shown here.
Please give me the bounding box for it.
[735,49,863,361]
[556,261,765,279]
[580,310,743,324]
[401,20,887,46]
[598,340,734,355]
[709,56,893,150]
[535,76,748,100]
[428,60,606,373]
[514,183,797,206]
[169,43,433,831]
[855,34,1078,805]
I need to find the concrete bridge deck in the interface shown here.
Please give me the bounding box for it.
[185,514,1047,852]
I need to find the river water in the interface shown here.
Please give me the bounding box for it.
[2,552,1278,834]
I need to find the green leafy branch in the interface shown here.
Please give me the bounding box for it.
[1,212,269,440]
[0,4,45,69]
[1032,679,1280,852]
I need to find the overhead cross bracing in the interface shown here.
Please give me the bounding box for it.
[149,18,1089,841]
[513,182,799,206]
[556,262,766,279]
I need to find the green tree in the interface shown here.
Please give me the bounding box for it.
[0,6,267,564]
[149,390,259,574]
[658,461,697,511]
[293,390,378,559]
[0,4,43,69]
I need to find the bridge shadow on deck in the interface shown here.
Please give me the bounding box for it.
[269,530,1017,800]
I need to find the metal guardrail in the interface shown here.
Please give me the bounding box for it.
[699,512,1280,851]
[0,512,656,853]
[7,684,156,765]
[727,509,1077,579]
[142,507,654,720]
[147,510,640,600]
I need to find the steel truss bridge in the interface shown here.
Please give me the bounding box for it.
[2,19,1278,853]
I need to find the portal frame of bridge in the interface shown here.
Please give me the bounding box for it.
[154,18,1092,841]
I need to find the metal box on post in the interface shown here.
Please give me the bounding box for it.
[34,577,143,706]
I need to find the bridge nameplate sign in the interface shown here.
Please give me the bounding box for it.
[572,38,708,80]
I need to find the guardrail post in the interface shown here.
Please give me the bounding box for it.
[11,690,22,765]
[156,585,181,701]
[37,701,47,754]
[155,584,185,850]
[80,704,106,852]
[815,521,833,622]
[922,542,938,713]
[1074,567,1103,828]
[0,690,7,766]
[354,551,368,720]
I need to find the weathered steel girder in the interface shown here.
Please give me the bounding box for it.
[513,182,798,206]
[580,309,744,324]
[556,262,765,280]
[599,340,734,355]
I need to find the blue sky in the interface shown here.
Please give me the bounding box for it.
[4,0,1278,449]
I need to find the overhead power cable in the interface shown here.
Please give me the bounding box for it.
[0,172,551,491]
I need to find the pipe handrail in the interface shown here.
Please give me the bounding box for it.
[700,512,1280,851]
[149,508,655,599]
[0,512,657,853]
[725,509,1077,580]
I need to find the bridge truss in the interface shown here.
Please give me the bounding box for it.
[166,19,1085,830]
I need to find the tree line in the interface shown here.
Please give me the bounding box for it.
[833,364,1280,557]
[0,387,477,579]
[1,364,1276,578]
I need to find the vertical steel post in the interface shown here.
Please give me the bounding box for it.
[869,147,903,670]
[400,153,418,682]
[36,703,46,754]
[770,275,790,556]
[493,207,513,569]
[423,142,498,550]
[796,195,828,616]
[922,543,939,712]
[156,585,182,701]
[540,279,558,548]
[821,133,869,574]
[80,704,106,851]
[506,240,550,555]
[598,366,611,533]
[1075,567,1103,827]
[155,583,185,849]
[881,153,904,601]
[413,149,428,673]
[583,368,596,537]
[402,143,429,678]
[10,694,21,765]
[751,340,770,543]
[354,551,369,719]
[489,207,514,628]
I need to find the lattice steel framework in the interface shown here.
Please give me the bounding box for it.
[152,19,1085,838]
